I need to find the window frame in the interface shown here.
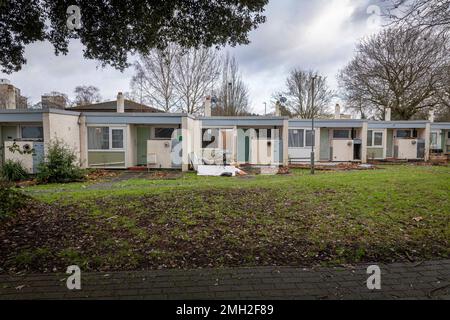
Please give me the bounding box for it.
[288,128,315,148]
[20,125,44,140]
[367,130,384,147]
[87,126,125,151]
[396,129,412,139]
[111,128,124,150]
[305,130,315,147]
[154,128,175,140]
[332,129,351,140]
[288,129,304,148]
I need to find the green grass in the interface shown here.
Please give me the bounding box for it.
[1,165,449,273]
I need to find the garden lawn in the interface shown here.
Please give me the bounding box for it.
[0,165,449,273]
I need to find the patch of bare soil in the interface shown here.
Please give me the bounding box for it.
[0,189,447,274]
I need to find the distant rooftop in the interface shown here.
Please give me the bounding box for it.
[67,100,164,113]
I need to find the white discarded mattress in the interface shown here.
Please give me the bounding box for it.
[197,165,242,177]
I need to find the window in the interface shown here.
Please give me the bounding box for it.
[396,130,411,138]
[305,130,314,147]
[289,129,304,148]
[155,128,175,139]
[88,127,124,150]
[88,127,109,150]
[258,129,272,139]
[431,132,438,145]
[367,130,373,147]
[374,132,383,146]
[333,129,351,139]
[21,126,43,139]
[111,129,124,149]
[368,130,383,147]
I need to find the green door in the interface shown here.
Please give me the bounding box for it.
[244,135,250,163]
[137,127,151,166]
[320,128,330,161]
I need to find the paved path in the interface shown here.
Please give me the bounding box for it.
[0,260,448,300]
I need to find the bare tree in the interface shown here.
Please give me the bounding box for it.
[174,47,221,114]
[213,53,251,116]
[73,85,102,106]
[277,69,333,119]
[338,28,449,120]
[388,0,450,33]
[130,45,180,112]
[131,45,220,114]
[435,65,450,121]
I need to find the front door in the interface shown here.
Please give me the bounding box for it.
[137,127,151,166]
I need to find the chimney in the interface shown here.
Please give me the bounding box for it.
[429,110,435,123]
[335,104,341,119]
[385,108,391,122]
[0,80,17,110]
[204,96,211,117]
[117,92,125,113]
[275,102,281,116]
[41,95,67,109]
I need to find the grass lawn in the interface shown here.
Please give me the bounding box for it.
[0,165,449,273]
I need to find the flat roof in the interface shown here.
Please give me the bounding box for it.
[84,112,191,125]
[200,116,287,127]
[368,121,429,129]
[431,123,450,130]
[289,119,365,128]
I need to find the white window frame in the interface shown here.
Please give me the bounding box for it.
[289,128,315,149]
[110,128,125,150]
[87,125,126,152]
[368,130,384,147]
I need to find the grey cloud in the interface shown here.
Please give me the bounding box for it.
[1,0,387,114]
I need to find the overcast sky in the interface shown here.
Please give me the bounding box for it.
[1,0,387,115]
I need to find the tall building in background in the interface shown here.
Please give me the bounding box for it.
[0,79,27,110]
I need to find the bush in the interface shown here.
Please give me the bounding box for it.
[0,160,28,182]
[0,181,28,219]
[36,140,85,184]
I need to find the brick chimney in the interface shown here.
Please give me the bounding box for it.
[41,95,67,109]
[335,104,341,119]
[429,110,435,123]
[117,92,125,113]
[204,96,211,117]
[0,79,17,109]
[275,102,281,116]
[385,108,392,122]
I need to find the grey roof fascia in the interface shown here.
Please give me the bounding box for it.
[0,109,44,122]
[200,117,287,127]
[289,119,365,128]
[84,112,187,125]
[431,123,450,130]
[368,121,428,129]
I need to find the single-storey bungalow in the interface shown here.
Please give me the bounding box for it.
[1,87,449,173]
